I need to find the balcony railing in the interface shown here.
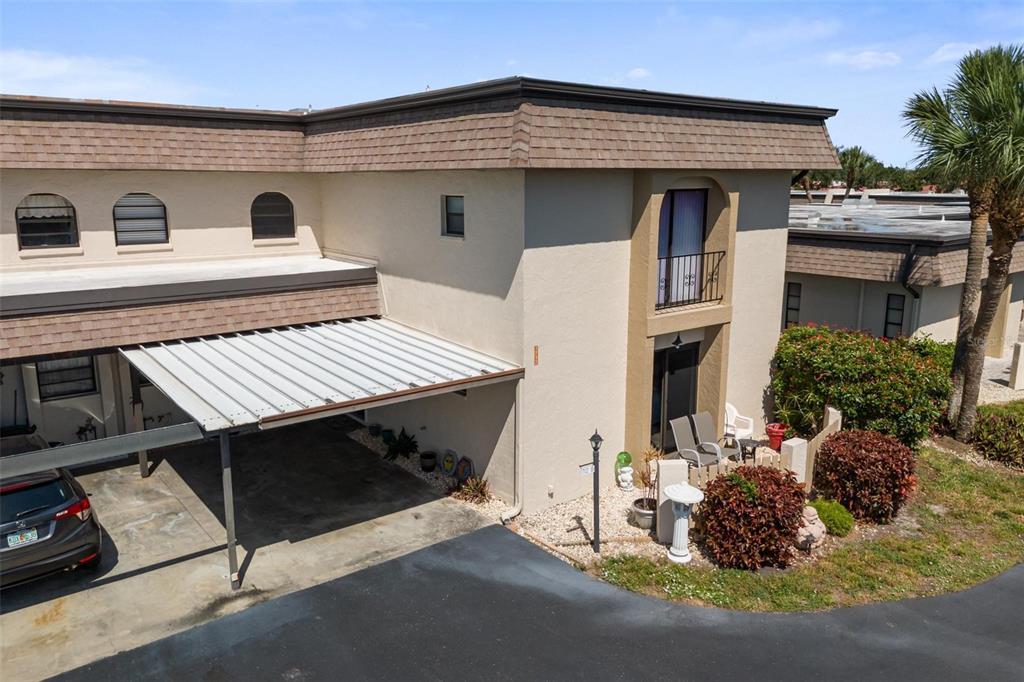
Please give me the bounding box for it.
[656,251,725,310]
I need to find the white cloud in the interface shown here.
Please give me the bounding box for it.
[0,49,206,103]
[626,67,652,80]
[506,59,518,68]
[825,49,902,70]
[923,42,982,65]
[745,18,840,47]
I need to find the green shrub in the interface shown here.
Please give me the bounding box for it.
[700,466,806,570]
[814,430,916,523]
[972,400,1024,467]
[385,427,418,460]
[808,499,854,536]
[771,326,951,446]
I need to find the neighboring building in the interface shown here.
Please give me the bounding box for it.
[785,194,1024,356]
[1,78,839,515]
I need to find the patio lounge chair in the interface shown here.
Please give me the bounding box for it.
[669,415,728,468]
[724,402,754,441]
[689,411,742,462]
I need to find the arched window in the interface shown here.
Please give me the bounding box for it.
[250,192,295,239]
[113,192,168,245]
[15,193,79,249]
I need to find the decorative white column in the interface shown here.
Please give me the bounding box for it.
[663,482,704,564]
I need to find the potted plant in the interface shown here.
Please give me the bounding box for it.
[631,446,663,530]
[386,428,418,460]
[419,450,438,472]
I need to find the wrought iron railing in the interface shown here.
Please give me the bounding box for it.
[655,251,725,310]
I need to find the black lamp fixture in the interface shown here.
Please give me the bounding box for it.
[672,333,684,350]
[589,429,603,451]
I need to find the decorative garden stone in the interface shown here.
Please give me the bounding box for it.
[796,505,827,550]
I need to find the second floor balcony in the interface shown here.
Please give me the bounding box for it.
[655,251,725,310]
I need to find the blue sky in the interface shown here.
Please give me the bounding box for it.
[1,1,1022,166]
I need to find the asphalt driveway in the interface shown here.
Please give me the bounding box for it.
[56,524,1023,681]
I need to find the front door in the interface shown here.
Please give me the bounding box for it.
[650,342,699,452]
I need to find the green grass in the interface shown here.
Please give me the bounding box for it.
[598,448,1024,611]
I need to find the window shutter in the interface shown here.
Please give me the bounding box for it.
[114,193,168,245]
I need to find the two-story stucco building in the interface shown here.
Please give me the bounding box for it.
[1,78,839,523]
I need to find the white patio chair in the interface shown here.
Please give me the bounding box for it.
[725,402,754,441]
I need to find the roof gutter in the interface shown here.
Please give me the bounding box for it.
[2,77,838,127]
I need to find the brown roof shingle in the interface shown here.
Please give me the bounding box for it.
[0,283,380,361]
[1,79,840,172]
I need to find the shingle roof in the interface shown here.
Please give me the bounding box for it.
[1,78,840,172]
[0,283,380,361]
[787,236,1024,286]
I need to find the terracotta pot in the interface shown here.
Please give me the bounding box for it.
[766,423,788,451]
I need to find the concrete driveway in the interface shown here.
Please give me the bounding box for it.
[55,524,1024,681]
[0,419,490,681]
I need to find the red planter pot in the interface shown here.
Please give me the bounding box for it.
[766,423,788,451]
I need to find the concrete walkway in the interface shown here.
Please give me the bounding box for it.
[1,420,490,681]
[56,525,1023,681]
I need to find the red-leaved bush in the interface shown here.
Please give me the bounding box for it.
[814,430,916,523]
[700,465,806,570]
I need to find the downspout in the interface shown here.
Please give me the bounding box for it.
[899,244,922,334]
[500,377,523,524]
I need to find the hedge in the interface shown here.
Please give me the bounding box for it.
[972,400,1024,467]
[771,326,952,447]
[700,466,806,569]
[814,430,916,523]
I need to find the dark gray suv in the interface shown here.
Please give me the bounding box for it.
[0,468,103,588]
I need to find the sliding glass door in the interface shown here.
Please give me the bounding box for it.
[650,342,700,452]
[657,190,708,307]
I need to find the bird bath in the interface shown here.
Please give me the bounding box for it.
[663,482,704,564]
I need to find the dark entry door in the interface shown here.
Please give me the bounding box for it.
[650,342,699,452]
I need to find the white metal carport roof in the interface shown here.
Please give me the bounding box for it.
[119,317,522,433]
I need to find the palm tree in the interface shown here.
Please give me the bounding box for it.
[952,45,1024,439]
[837,146,876,200]
[903,46,1016,424]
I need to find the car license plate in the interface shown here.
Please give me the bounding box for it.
[7,528,39,548]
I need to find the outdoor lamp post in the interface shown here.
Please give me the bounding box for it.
[589,430,603,554]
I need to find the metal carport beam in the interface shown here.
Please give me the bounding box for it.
[0,423,204,479]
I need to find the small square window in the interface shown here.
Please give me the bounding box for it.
[884,293,906,338]
[784,282,801,329]
[443,195,464,237]
[37,356,97,401]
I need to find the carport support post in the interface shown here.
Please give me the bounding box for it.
[129,366,149,478]
[220,432,240,590]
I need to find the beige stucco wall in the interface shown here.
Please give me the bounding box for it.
[520,170,634,512]
[0,170,322,270]
[725,171,792,429]
[786,271,1024,358]
[319,169,525,504]
[319,170,524,361]
[917,283,961,343]
[366,381,517,502]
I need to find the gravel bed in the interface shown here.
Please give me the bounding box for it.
[514,483,709,566]
[347,427,510,523]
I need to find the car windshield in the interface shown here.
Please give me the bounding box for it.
[1,479,71,524]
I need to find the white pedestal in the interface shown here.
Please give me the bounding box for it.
[664,483,704,564]
[1010,342,1024,390]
